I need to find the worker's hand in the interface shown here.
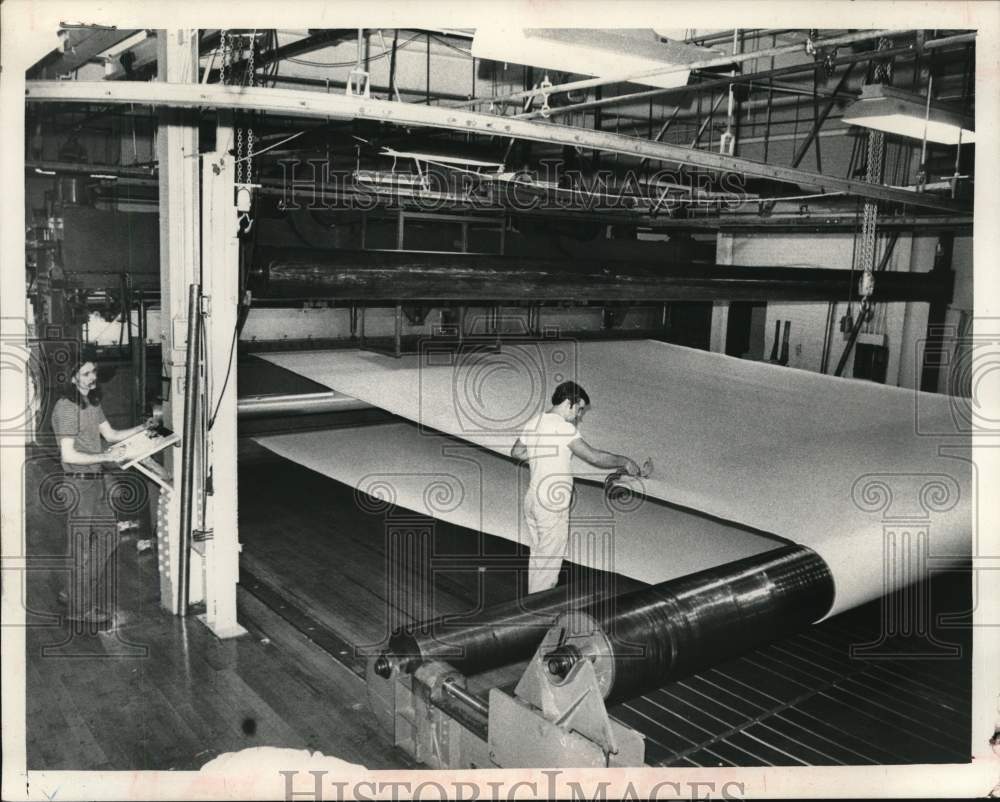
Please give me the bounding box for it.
[142,417,158,436]
[621,457,641,477]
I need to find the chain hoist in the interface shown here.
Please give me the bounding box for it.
[538,74,553,119]
[222,29,258,234]
[855,37,893,320]
[220,29,229,87]
[857,128,884,320]
[245,36,255,185]
[872,36,894,86]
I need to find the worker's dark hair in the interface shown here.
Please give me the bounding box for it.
[61,346,102,409]
[552,381,590,408]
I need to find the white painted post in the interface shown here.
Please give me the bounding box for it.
[199,116,246,638]
[156,29,201,613]
[709,233,734,354]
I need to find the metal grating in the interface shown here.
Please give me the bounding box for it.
[611,585,971,766]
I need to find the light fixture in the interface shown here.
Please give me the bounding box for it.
[841,84,975,146]
[471,28,719,90]
[354,170,427,189]
[380,148,504,170]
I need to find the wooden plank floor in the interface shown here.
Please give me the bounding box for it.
[238,454,972,767]
[23,447,411,770]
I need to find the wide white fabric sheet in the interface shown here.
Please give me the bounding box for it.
[255,421,783,587]
[259,340,971,614]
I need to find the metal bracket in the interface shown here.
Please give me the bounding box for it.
[509,610,644,766]
[539,75,553,118]
[346,68,371,98]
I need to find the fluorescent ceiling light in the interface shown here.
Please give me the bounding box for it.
[354,170,427,188]
[381,148,504,169]
[471,28,720,90]
[842,84,974,146]
[653,29,727,41]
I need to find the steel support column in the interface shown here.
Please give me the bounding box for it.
[920,233,955,392]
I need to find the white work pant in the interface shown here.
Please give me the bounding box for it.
[523,491,570,594]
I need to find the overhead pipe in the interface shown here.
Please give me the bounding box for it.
[252,247,953,304]
[682,28,793,46]
[177,283,202,617]
[37,160,970,230]
[237,391,371,418]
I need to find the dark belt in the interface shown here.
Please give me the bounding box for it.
[65,472,103,479]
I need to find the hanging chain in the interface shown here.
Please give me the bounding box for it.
[854,36,893,322]
[245,33,255,185]
[221,30,247,186]
[221,30,230,87]
[222,30,258,186]
[872,36,894,86]
[225,29,257,231]
[857,128,884,321]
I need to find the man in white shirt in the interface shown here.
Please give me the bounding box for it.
[510,381,639,593]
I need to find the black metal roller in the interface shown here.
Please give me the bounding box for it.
[577,544,835,704]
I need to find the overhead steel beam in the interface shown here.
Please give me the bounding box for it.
[25,80,968,212]
[203,29,357,84]
[105,35,159,80]
[27,28,141,79]
[657,214,972,231]
[23,160,972,231]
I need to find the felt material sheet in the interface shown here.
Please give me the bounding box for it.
[254,421,784,585]
[260,340,971,614]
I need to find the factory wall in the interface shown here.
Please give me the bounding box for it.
[714,230,973,393]
[85,303,664,349]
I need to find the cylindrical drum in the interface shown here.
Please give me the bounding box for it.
[557,544,834,704]
[375,573,642,678]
